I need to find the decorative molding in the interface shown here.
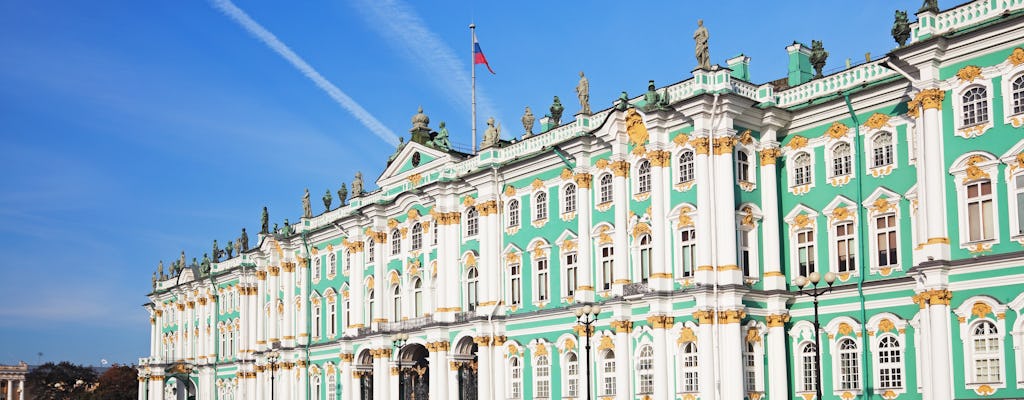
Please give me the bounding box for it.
[955,65,983,82]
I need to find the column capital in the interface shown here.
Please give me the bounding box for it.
[473,336,493,347]
[759,147,782,166]
[907,88,946,118]
[646,315,675,329]
[573,173,593,188]
[766,313,791,327]
[913,288,953,308]
[712,136,738,155]
[692,136,711,155]
[477,201,499,216]
[610,319,634,333]
[611,160,630,177]
[647,150,672,167]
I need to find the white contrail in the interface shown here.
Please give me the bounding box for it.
[211,0,399,146]
[352,0,505,136]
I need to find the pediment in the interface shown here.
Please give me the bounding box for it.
[377,141,458,188]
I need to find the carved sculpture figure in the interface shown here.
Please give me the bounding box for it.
[179,251,187,274]
[694,20,710,70]
[576,71,591,115]
[240,228,249,251]
[919,0,939,13]
[352,172,364,197]
[409,106,432,144]
[892,10,911,47]
[323,189,332,212]
[190,257,198,270]
[152,272,157,289]
[261,207,269,234]
[432,122,452,152]
[302,188,312,219]
[157,260,164,279]
[657,89,671,109]
[521,107,535,136]
[201,253,211,274]
[225,240,234,258]
[549,96,564,127]
[234,238,242,256]
[615,91,630,111]
[273,223,279,234]
[481,117,500,149]
[337,183,348,207]
[643,80,662,111]
[387,137,406,164]
[810,40,829,78]
[212,240,221,263]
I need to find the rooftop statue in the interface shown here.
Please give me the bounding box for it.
[409,106,432,144]
[240,228,249,251]
[234,238,242,256]
[224,240,234,259]
[642,80,665,111]
[521,107,535,137]
[201,253,211,274]
[261,207,269,234]
[431,122,452,152]
[576,71,591,115]
[352,172,364,197]
[657,88,671,110]
[323,189,333,212]
[387,137,406,164]
[337,183,348,207]
[179,251,186,274]
[190,257,199,270]
[694,19,710,70]
[302,188,312,219]
[918,0,939,13]
[212,239,221,263]
[284,219,293,236]
[615,91,630,111]
[481,117,500,149]
[152,272,157,289]
[892,10,911,47]
[157,260,164,280]
[810,40,829,78]
[549,96,564,127]
[273,223,279,234]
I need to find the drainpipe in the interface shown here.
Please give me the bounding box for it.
[843,92,871,399]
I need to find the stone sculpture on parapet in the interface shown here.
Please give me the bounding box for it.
[431,122,452,152]
[157,260,164,280]
[303,188,313,218]
[615,91,630,111]
[892,10,910,47]
[337,183,348,207]
[919,0,939,13]
[212,239,221,263]
[323,189,333,212]
[694,20,710,70]
[549,96,564,128]
[225,239,234,258]
[261,207,270,234]
[810,40,829,78]
[352,172,364,197]
[521,107,535,137]
[240,228,249,251]
[482,117,500,149]
[576,71,591,115]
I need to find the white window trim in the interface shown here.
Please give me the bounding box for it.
[788,150,816,195]
[595,241,615,293]
[561,182,578,220]
[674,148,697,192]
[1001,67,1024,127]
[735,205,762,280]
[598,173,615,205]
[671,205,699,280]
[825,318,864,395]
[562,350,580,399]
[954,297,1009,392]
[950,152,1002,251]
[313,256,322,283]
[464,206,479,239]
[823,198,859,281]
[311,295,322,340]
[1000,143,1024,244]
[633,158,652,198]
[742,322,766,394]
[506,198,521,233]
[600,348,617,396]
[533,349,552,399]
[735,143,757,192]
[1009,292,1024,389]
[785,206,820,282]
[562,251,578,301]
[390,229,402,258]
[952,79,995,138]
[635,342,656,395]
[532,190,549,227]
[327,252,337,279]
[865,130,899,178]
[825,139,855,187]
[866,316,908,396]
[508,354,523,399]
[327,296,337,338]
[532,245,551,305]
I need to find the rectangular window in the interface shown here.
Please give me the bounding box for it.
[328,302,336,337]
[966,181,994,241]
[835,221,856,273]
[565,253,578,297]
[601,247,614,291]
[537,258,549,301]
[738,229,751,277]
[313,305,322,338]
[876,215,898,268]
[1016,175,1024,235]
[680,228,696,277]
[797,230,816,277]
[510,264,521,306]
[743,344,757,392]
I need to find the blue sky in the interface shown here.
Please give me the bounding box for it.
[0,0,911,365]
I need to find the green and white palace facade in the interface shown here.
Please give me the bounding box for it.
[139,1,1024,399]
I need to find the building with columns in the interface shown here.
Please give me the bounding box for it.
[139,1,1024,399]
[0,362,27,400]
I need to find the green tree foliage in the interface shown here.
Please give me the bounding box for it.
[90,365,138,400]
[25,361,98,400]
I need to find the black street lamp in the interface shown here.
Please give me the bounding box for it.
[793,271,836,400]
[574,304,602,400]
[393,333,409,398]
[267,349,281,400]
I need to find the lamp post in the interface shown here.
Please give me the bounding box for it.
[392,333,409,399]
[267,349,281,400]
[574,304,602,400]
[793,271,836,400]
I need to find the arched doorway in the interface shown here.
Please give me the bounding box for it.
[399,343,430,399]
[355,350,374,400]
[453,336,478,400]
[163,375,196,400]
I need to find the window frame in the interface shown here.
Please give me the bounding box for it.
[563,183,578,215]
[465,206,479,237]
[390,229,402,256]
[601,349,617,396]
[507,199,520,229]
[533,191,548,222]
[599,173,614,204]
[791,152,813,187]
[534,353,551,399]
[636,159,652,194]
[411,223,423,251]
[679,341,699,393]
[829,141,853,179]
[870,131,895,169]
[677,150,695,185]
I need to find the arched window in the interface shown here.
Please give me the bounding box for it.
[966,180,995,242]
[391,229,401,255]
[637,159,652,193]
[534,192,548,221]
[599,174,613,203]
[432,220,438,245]
[313,256,322,281]
[328,252,337,277]
[311,375,321,400]
[563,184,577,214]
[601,350,617,396]
[466,207,479,237]
[536,257,549,301]
[1013,75,1024,115]
[564,252,578,297]
[326,371,337,400]
[412,278,423,318]
[680,227,696,277]
[743,342,757,392]
[510,262,522,306]
[837,338,861,390]
[800,343,818,393]
[367,240,375,263]
[679,342,699,392]
[962,86,989,126]
[872,132,894,167]
[366,289,374,325]
[466,267,479,311]
[638,234,652,283]
[391,284,401,321]
[344,251,351,274]
[507,199,520,228]
[971,320,1002,383]
[678,150,695,183]
[343,296,350,329]
[736,150,751,182]
[877,335,903,389]
[509,356,523,399]
[793,153,812,186]
[312,300,322,338]
[327,298,337,337]
[797,228,816,277]
[411,223,422,251]
[535,355,551,398]
[564,351,579,398]
[831,143,852,177]
[638,344,655,394]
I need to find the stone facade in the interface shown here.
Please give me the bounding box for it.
[0,363,27,400]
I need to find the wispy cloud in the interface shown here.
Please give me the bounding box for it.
[210,0,399,146]
[352,0,505,136]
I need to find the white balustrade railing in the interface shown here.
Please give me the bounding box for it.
[775,61,896,107]
[912,0,1024,43]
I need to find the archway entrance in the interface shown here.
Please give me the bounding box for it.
[163,375,196,400]
[399,343,430,399]
[355,350,374,400]
[453,337,478,400]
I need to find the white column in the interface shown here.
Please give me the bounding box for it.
[150,312,159,359]
[613,320,631,400]
[650,317,671,400]
[239,285,249,359]
[766,314,789,400]
[492,337,507,400]
[719,311,744,400]
[649,150,672,291]
[349,236,366,331]
[268,266,280,343]
[758,138,784,290]
[611,160,630,296]
[373,350,390,400]
[926,290,953,400]
[19,380,24,400]
[175,302,184,361]
[915,89,951,261]
[693,137,713,282]
[7,380,14,400]
[297,363,307,400]
[257,272,267,350]
[148,377,163,400]
[373,230,387,328]
[574,173,594,302]
[447,356,459,400]
[283,262,296,346]
[696,312,716,400]
[476,337,492,400]
[298,260,309,345]
[478,199,499,312]
[341,356,355,400]
[713,136,741,285]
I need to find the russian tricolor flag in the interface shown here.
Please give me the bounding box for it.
[473,31,495,74]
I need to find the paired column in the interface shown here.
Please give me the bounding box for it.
[427,341,450,400]
[648,150,672,291]
[758,139,784,290]
[694,310,717,400]
[492,336,508,399]
[478,200,501,312]
[717,309,746,400]
[611,160,630,296]
[610,319,632,400]
[256,270,267,350]
[147,376,163,400]
[911,89,951,261]
[765,313,790,400]
[648,316,673,400]
[348,237,366,330]
[283,261,296,346]
[298,258,309,344]
[340,353,355,400]
[573,173,594,302]
[712,135,741,285]
[916,289,954,400]
[372,348,391,400]
[693,137,714,281]
[268,265,281,344]
[474,336,493,398]
[372,230,387,327]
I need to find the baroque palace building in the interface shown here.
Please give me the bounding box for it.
[139,1,1024,399]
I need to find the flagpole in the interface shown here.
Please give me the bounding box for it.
[470,23,477,154]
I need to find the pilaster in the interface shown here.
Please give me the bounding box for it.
[759,135,784,289]
[766,313,791,400]
[574,172,595,302]
[611,159,630,296]
[910,88,951,262]
[648,149,673,291]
